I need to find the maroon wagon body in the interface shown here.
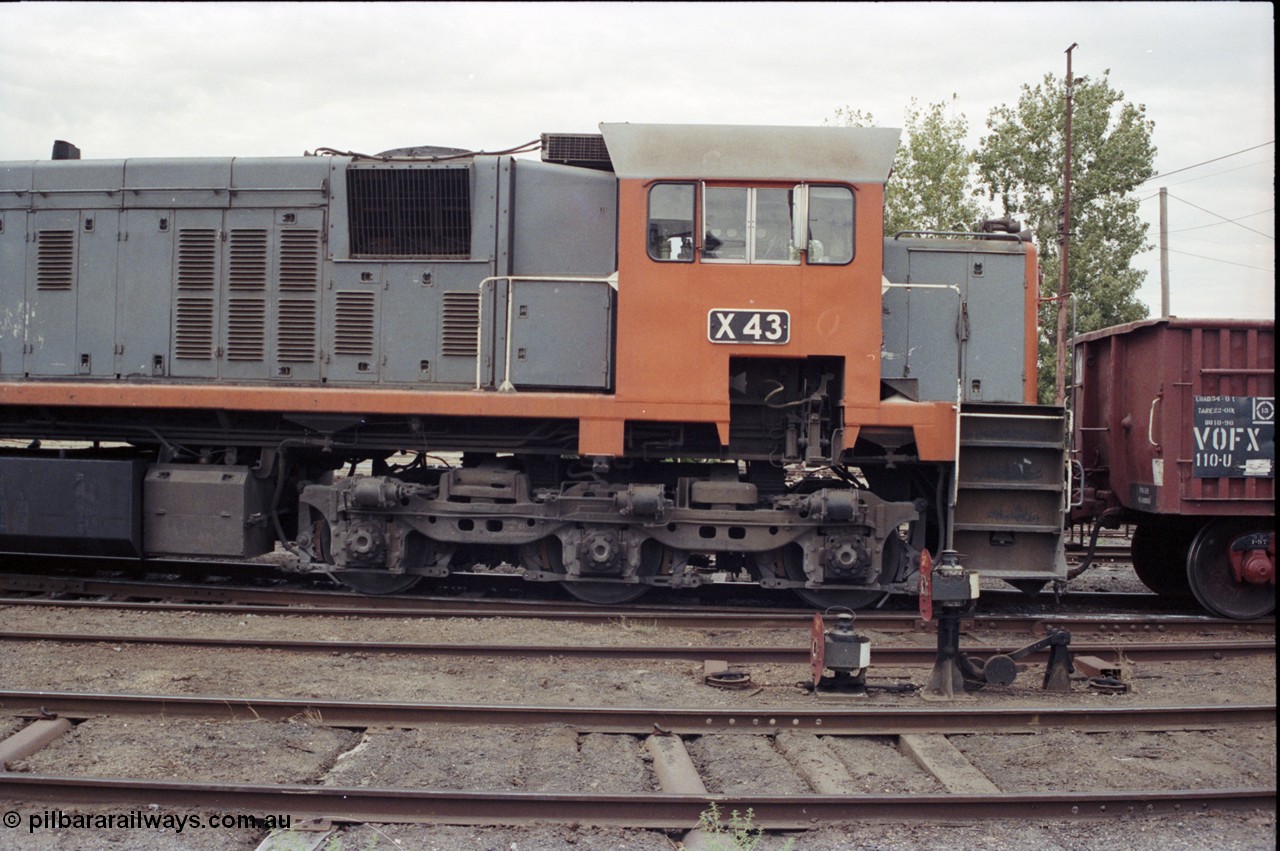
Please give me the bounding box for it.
[1072,317,1274,521]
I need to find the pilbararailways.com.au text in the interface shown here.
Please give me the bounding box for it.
[5,809,291,834]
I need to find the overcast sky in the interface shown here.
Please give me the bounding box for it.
[2,1,1273,320]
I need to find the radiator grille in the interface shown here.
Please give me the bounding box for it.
[347,168,470,258]
[277,299,318,363]
[334,291,377,356]
[177,229,218,289]
[441,291,481,357]
[175,296,215,360]
[36,230,76,290]
[228,230,268,290]
[279,229,320,291]
[226,298,266,361]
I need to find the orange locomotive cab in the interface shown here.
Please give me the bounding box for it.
[602,123,957,466]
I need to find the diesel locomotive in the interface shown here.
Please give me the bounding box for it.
[0,122,1132,609]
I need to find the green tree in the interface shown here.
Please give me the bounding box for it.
[830,97,987,236]
[976,70,1155,402]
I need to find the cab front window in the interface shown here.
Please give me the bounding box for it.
[646,182,855,266]
[704,186,797,265]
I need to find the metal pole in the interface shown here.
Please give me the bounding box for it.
[1055,43,1078,406]
[1159,186,1170,316]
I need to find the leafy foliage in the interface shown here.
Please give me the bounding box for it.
[831,97,986,235]
[834,70,1156,404]
[976,70,1155,401]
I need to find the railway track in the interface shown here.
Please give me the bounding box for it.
[0,629,1272,665]
[2,596,1272,640]
[0,692,1273,828]
[2,549,1272,843]
[2,689,1273,733]
[3,571,1270,638]
[0,775,1269,828]
[0,553,1166,616]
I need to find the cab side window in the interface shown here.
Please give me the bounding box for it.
[647,183,695,262]
[806,186,854,264]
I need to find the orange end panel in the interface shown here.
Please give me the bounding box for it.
[1024,245,1040,403]
[845,401,958,462]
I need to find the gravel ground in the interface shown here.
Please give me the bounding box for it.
[0,562,1274,850]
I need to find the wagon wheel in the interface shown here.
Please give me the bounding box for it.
[1129,519,1195,599]
[314,516,423,596]
[519,535,666,605]
[1186,518,1275,620]
[752,546,888,610]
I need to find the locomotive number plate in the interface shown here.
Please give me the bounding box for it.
[707,309,790,344]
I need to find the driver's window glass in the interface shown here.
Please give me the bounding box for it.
[807,186,855,264]
[753,188,794,262]
[647,183,695,262]
[704,186,800,265]
[703,187,748,261]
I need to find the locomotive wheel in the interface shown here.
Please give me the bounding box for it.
[752,546,888,610]
[1130,519,1195,598]
[519,536,653,605]
[313,516,423,595]
[335,570,423,595]
[1186,518,1276,620]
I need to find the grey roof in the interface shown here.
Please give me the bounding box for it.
[599,123,901,183]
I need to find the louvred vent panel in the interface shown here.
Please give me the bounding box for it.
[36,230,75,290]
[334,291,376,356]
[277,298,317,363]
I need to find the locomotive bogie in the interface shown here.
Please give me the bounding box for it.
[299,461,923,600]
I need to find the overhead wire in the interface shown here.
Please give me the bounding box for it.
[1139,140,1274,184]
[1151,246,1274,273]
[1167,208,1274,235]
[1132,142,1275,274]
[1165,193,1274,240]
[1160,157,1274,188]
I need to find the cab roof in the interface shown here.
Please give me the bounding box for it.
[600,122,901,184]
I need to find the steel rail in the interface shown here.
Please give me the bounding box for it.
[0,775,1269,827]
[10,594,1266,636]
[1,575,1270,636]
[1,690,1272,734]
[0,570,1179,616]
[0,630,1271,664]
[2,594,1271,637]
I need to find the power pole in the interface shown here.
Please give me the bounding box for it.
[1055,42,1078,406]
[1159,186,1170,316]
